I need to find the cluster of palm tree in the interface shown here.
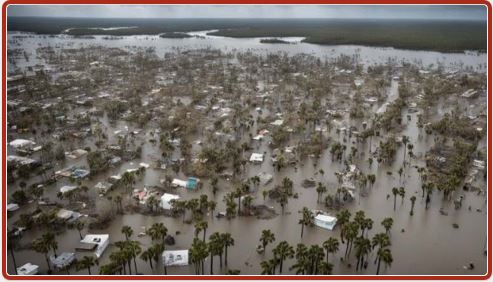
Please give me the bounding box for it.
[98,223,166,275]
[32,232,58,273]
[260,240,334,275]
[335,209,394,274]
[189,232,235,275]
[172,195,216,222]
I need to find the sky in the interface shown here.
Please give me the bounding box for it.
[7,5,487,20]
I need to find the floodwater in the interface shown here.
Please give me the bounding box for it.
[6,31,488,276]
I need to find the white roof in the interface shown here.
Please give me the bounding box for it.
[250,153,264,162]
[161,193,180,210]
[162,250,189,266]
[7,203,19,212]
[171,179,187,188]
[270,119,284,126]
[314,214,337,231]
[60,185,78,194]
[17,263,39,275]
[9,139,35,149]
[80,234,109,258]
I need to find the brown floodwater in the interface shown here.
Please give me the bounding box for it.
[6,33,488,276]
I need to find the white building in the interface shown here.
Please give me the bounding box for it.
[78,234,109,258]
[9,139,36,150]
[249,153,264,163]
[162,250,189,266]
[161,193,180,210]
[314,214,337,231]
[17,263,39,275]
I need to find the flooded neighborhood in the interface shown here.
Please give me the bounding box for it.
[5,5,489,277]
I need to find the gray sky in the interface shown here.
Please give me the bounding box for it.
[7,5,487,20]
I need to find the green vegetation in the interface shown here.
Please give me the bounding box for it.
[8,17,486,52]
[259,38,291,44]
[159,32,192,38]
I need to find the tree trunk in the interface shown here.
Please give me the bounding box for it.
[225,247,228,266]
[210,254,214,275]
[44,254,51,272]
[133,256,138,274]
[10,248,18,275]
[88,267,91,275]
[279,259,283,273]
[301,224,304,238]
[376,258,381,275]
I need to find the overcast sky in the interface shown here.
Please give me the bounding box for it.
[7,5,487,20]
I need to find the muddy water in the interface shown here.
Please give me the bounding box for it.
[6,33,488,276]
[7,32,487,74]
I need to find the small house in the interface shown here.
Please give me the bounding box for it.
[314,214,337,231]
[17,263,39,275]
[250,153,264,163]
[77,234,109,258]
[162,250,189,266]
[161,193,180,210]
[50,252,75,269]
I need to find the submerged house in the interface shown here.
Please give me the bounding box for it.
[171,177,200,190]
[17,263,39,275]
[50,252,75,270]
[314,214,337,231]
[162,250,189,266]
[161,193,180,210]
[77,234,110,258]
[249,153,264,163]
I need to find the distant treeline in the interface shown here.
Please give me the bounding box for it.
[7,17,487,52]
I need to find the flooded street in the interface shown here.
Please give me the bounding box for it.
[6,30,488,276]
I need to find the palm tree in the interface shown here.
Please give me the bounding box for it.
[7,230,20,275]
[322,237,339,263]
[317,261,333,275]
[316,182,327,203]
[372,233,391,264]
[114,195,123,213]
[121,171,135,193]
[32,237,51,272]
[375,248,393,275]
[127,240,142,274]
[140,248,155,270]
[273,241,294,274]
[410,196,417,215]
[399,187,405,203]
[291,244,308,274]
[76,255,98,275]
[298,207,315,238]
[208,232,223,275]
[392,187,399,210]
[336,209,351,244]
[402,135,410,164]
[259,229,275,253]
[306,245,325,274]
[343,222,359,258]
[354,237,371,271]
[148,223,168,244]
[42,232,58,258]
[121,225,133,241]
[190,238,208,275]
[221,233,234,266]
[381,217,394,235]
[260,259,278,275]
[194,220,208,242]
